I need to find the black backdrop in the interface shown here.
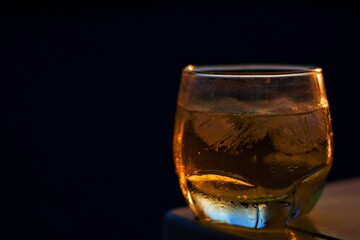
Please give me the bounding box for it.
[1,2,359,240]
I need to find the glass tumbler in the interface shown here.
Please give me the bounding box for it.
[172,64,333,229]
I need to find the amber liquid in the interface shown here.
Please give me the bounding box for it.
[173,104,333,228]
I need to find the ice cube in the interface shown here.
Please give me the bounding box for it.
[269,109,329,154]
[191,112,268,151]
[191,97,329,154]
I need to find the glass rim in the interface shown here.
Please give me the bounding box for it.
[183,64,322,78]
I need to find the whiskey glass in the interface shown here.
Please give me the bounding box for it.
[172,64,333,229]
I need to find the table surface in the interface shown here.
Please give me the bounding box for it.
[163,177,360,240]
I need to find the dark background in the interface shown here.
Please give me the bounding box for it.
[1,2,359,240]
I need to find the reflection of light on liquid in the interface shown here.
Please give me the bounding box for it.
[195,195,267,228]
